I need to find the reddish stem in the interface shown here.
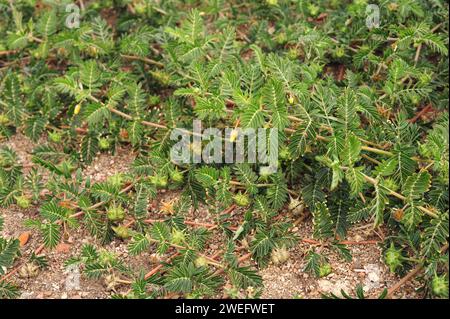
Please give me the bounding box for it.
[409,103,432,123]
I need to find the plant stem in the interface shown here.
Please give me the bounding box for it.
[360,172,439,218]
[120,54,164,68]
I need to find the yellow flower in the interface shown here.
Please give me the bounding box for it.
[74,103,81,115]
[229,129,239,142]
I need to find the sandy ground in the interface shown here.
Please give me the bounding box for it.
[0,134,421,299]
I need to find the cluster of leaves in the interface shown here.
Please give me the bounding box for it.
[0,215,21,299]
[0,0,448,299]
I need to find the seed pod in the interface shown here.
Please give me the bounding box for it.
[392,208,404,222]
[171,229,185,245]
[15,195,31,209]
[388,2,399,11]
[170,170,184,183]
[287,196,299,211]
[134,2,147,14]
[57,47,68,57]
[107,205,125,222]
[87,46,99,57]
[319,263,332,277]
[308,3,319,16]
[119,128,129,140]
[288,48,299,60]
[271,246,290,265]
[149,253,163,263]
[334,46,345,58]
[112,226,130,239]
[73,103,81,115]
[276,32,287,44]
[384,243,403,273]
[18,262,39,278]
[48,131,62,143]
[288,95,295,104]
[432,274,449,298]
[98,250,115,266]
[108,174,124,188]
[0,114,9,125]
[233,192,250,207]
[194,256,208,268]
[99,138,110,150]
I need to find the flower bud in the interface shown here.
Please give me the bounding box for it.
[73,103,81,115]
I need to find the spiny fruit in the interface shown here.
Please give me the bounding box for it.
[287,48,300,60]
[134,1,148,15]
[150,174,168,188]
[385,243,403,273]
[288,197,304,216]
[150,70,171,85]
[194,256,208,268]
[170,169,184,183]
[392,208,404,222]
[57,161,76,174]
[0,152,14,167]
[171,229,185,245]
[275,32,287,44]
[99,138,111,150]
[112,226,130,239]
[334,46,345,58]
[104,273,120,291]
[0,113,8,125]
[99,250,116,266]
[73,103,81,115]
[308,4,320,16]
[271,246,290,265]
[15,195,31,209]
[56,47,68,57]
[86,46,99,57]
[233,192,250,207]
[229,129,239,143]
[431,274,449,298]
[107,205,125,222]
[382,178,398,192]
[288,95,295,104]
[48,131,62,143]
[148,95,160,105]
[319,263,332,277]
[119,128,129,141]
[108,174,124,188]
